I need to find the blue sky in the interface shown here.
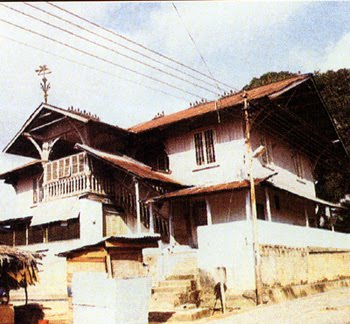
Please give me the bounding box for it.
[0,1,349,218]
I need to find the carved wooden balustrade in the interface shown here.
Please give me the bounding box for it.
[41,152,170,241]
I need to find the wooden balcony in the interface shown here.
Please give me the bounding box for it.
[43,173,115,201]
[37,152,170,241]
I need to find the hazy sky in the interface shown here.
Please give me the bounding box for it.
[0,1,349,218]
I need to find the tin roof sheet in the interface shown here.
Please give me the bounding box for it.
[76,144,182,185]
[130,74,311,133]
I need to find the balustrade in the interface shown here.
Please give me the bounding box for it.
[43,173,115,201]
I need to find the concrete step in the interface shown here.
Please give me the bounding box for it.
[149,307,210,322]
[158,279,197,290]
[151,290,201,309]
[153,285,190,294]
[166,274,196,281]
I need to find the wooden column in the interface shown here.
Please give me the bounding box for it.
[304,205,309,228]
[264,187,272,222]
[106,254,113,278]
[149,203,155,234]
[134,179,142,233]
[169,202,175,244]
[25,224,29,245]
[205,198,212,225]
[245,190,251,220]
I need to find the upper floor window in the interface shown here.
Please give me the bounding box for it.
[194,129,216,166]
[45,153,87,183]
[33,177,43,204]
[291,151,304,179]
[260,136,273,166]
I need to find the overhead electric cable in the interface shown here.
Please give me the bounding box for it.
[0,17,203,99]
[1,3,217,95]
[172,2,239,94]
[23,2,223,92]
[0,33,190,101]
[46,1,235,90]
[171,2,224,93]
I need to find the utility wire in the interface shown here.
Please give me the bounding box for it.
[1,3,217,95]
[23,2,224,93]
[0,17,203,99]
[46,1,235,90]
[0,33,190,102]
[172,2,238,94]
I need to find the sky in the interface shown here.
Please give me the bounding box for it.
[0,1,349,218]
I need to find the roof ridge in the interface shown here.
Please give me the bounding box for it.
[129,74,311,133]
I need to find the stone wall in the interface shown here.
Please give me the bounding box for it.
[260,244,350,289]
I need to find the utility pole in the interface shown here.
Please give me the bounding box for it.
[242,91,263,305]
[36,65,51,104]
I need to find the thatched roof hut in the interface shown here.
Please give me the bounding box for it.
[0,245,41,291]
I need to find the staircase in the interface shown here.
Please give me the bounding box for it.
[149,274,210,322]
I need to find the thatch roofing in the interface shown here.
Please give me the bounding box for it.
[0,245,42,290]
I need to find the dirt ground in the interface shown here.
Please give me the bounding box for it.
[200,287,350,324]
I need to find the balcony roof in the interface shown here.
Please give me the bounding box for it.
[76,144,183,186]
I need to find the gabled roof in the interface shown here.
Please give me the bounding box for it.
[129,74,311,133]
[4,103,131,158]
[75,144,183,185]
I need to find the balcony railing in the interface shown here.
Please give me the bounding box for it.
[43,173,115,201]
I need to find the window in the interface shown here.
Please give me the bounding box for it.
[45,153,86,183]
[33,177,43,204]
[274,195,281,211]
[291,152,304,179]
[194,129,216,166]
[260,136,273,166]
[256,203,266,220]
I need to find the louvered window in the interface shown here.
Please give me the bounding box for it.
[194,129,216,166]
[45,153,86,183]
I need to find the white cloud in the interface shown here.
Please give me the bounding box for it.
[321,33,350,71]
[289,32,350,72]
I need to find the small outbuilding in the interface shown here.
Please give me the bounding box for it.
[58,234,160,324]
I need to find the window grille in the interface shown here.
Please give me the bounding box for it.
[292,152,304,179]
[260,136,273,166]
[194,129,216,166]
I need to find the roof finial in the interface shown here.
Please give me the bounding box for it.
[35,65,51,104]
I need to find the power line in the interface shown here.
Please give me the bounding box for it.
[46,1,235,90]
[0,33,190,102]
[171,2,229,94]
[23,2,224,93]
[1,3,217,96]
[0,17,203,99]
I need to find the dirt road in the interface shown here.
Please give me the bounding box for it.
[206,287,350,324]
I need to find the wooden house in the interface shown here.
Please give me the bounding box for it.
[0,74,349,310]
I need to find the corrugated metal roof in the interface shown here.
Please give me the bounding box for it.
[129,74,311,133]
[76,144,182,185]
[149,178,265,202]
[0,160,42,180]
[264,180,343,209]
[57,234,160,257]
[31,196,80,226]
